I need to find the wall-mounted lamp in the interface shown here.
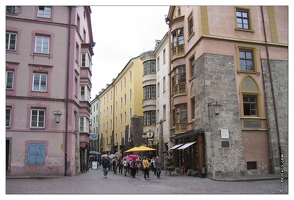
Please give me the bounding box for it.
[208,101,222,115]
[53,110,62,123]
[165,14,170,25]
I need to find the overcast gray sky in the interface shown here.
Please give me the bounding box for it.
[90,6,170,99]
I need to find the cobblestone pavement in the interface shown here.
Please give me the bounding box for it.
[6,168,288,195]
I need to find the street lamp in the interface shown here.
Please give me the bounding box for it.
[53,110,62,123]
[208,101,222,115]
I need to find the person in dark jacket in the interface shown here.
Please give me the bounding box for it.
[130,158,138,178]
[101,156,110,178]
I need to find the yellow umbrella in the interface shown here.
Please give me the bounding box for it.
[124,146,140,153]
[136,145,156,151]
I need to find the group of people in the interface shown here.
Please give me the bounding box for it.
[100,155,162,179]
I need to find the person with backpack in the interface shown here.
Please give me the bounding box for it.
[101,155,111,178]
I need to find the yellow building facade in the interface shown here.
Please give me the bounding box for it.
[99,56,144,154]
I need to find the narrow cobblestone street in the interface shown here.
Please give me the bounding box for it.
[6,167,288,195]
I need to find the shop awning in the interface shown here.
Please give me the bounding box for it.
[170,143,184,150]
[177,141,196,150]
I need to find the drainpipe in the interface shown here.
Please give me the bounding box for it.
[260,6,282,171]
[65,6,72,176]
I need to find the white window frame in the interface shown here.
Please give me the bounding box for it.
[30,109,45,128]
[6,70,14,90]
[80,85,90,101]
[81,52,92,70]
[34,36,50,54]
[79,117,84,132]
[32,73,47,92]
[6,32,17,50]
[37,6,51,18]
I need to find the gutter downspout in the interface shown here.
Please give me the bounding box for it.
[65,6,72,176]
[261,6,282,172]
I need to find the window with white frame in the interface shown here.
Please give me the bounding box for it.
[6,71,14,90]
[32,73,47,92]
[6,32,17,50]
[31,109,45,128]
[6,6,19,14]
[81,53,92,70]
[79,117,84,132]
[6,107,11,128]
[80,85,90,101]
[35,36,50,54]
[37,6,51,18]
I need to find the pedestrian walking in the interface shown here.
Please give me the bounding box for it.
[101,155,111,178]
[142,156,150,180]
[118,158,123,174]
[155,156,161,178]
[151,156,156,175]
[122,158,128,176]
[130,158,138,178]
[112,157,118,174]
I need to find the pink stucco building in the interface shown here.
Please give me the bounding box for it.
[6,6,94,176]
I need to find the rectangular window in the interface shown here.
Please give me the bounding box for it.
[172,28,184,47]
[163,49,166,64]
[175,104,187,123]
[239,50,254,71]
[190,56,196,77]
[247,161,257,170]
[6,6,19,14]
[236,10,249,29]
[6,71,14,90]
[37,6,51,18]
[35,36,50,54]
[163,76,166,92]
[173,66,186,94]
[80,85,90,101]
[77,14,80,32]
[163,105,166,121]
[243,95,257,116]
[157,57,160,71]
[143,60,156,75]
[157,83,160,97]
[81,53,92,68]
[6,32,17,50]
[188,15,194,36]
[143,85,156,99]
[31,109,45,128]
[129,89,132,100]
[6,107,11,128]
[27,144,46,165]
[79,117,84,132]
[143,111,156,125]
[32,73,47,92]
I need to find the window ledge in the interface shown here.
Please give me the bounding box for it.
[235,28,255,33]
[237,70,260,76]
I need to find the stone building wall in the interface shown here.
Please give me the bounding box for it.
[261,59,288,174]
[194,53,245,177]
